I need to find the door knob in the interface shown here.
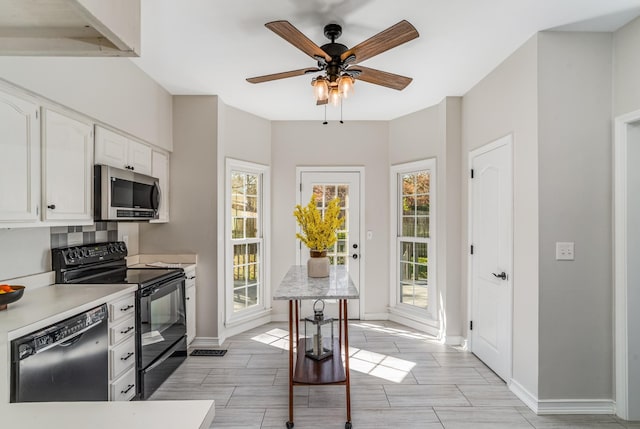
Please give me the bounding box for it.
[47,204,56,210]
[352,254,358,259]
[492,272,507,280]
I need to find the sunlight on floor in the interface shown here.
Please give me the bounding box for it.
[250,323,422,383]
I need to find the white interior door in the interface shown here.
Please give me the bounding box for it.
[470,136,513,381]
[299,169,361,319]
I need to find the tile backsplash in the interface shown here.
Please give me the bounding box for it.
[50,222,118,248]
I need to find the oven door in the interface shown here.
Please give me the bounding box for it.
[137,276,186,369]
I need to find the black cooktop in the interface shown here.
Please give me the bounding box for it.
[125,268,183,287]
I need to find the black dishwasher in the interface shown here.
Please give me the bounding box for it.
[10,304,109,403]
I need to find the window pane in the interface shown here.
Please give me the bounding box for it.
[400,242,413,262]
[415,242,427,263]
[402,174,414,195]
[246,175,257,196]
[247,285,258,307]
[415,172,430,194]
[338,186,348,206]
[403,196,415,216]
[400,262,413,282]
[325,185,336,202]
[402,217,415,236]
[416,194,429,215]
[416,216,429,238]
[245,218,257,238]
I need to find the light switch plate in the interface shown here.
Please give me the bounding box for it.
[556,242,574,261]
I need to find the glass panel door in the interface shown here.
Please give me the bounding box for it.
[299,170,361,319]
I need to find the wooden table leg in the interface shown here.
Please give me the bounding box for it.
[343,299,352,425]
[288,300,294,428]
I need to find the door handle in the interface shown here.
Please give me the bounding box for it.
[492,272,507,280]
[352,254,358,259]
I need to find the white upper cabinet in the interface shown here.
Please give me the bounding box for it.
[151,150,170,223]
[128,140,153,176]
[0,90,40,225]
[95,125,152,176]
[42,108,94,224]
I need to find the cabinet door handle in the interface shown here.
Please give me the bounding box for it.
[120,326,134,334]
[120,352,134,361]
[47,204,56,210]
[120,304,134,312]
[186,297,190,301]
[121,384,135,394]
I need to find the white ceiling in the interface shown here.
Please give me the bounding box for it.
[131,0,640,121]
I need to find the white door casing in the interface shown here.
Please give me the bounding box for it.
[469,135,513,382]
[297,168,363,319]
[614,109,640,421]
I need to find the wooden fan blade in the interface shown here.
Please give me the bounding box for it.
[340,20,419,64]
[352,66,413,90]
[247,68,320,84]
[266,20,332,62]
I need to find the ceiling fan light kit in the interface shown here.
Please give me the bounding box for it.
[247,19,419,110]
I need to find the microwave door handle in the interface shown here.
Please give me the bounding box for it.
[151,182,161,212]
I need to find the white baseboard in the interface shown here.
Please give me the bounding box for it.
[442,335,464,346]
[537,399,615,415]
[509,379,615,415]
[190,337,223,348]
[270,313,288,322]
[388,311,440,338]
[362,313,390,321]
[509,379,539,413]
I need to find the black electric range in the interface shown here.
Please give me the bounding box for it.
[52,242,188,400]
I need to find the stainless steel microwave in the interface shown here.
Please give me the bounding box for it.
[94,165,160,221]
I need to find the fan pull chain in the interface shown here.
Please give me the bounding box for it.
[340,97,344,124]
[323,104,328,125]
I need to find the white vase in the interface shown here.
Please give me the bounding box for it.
[307,250,329,278]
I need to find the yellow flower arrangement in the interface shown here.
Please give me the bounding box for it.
[293,196,342,252]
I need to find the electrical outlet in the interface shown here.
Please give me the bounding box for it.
[367,230,373,240]
[556,242,574,261]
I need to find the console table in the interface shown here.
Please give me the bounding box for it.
[274,265,359,429]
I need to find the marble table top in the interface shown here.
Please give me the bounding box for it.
[273,265,359,300]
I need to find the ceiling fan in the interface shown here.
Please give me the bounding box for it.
[246,20,419,105]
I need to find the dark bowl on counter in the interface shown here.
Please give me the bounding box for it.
[0,285,25,310]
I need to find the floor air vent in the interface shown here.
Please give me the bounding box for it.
[190,349,227,357]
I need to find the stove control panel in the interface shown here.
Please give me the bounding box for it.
[52,241,128,269]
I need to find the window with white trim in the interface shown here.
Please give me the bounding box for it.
[391,159,435,317]
[225,159,269,323]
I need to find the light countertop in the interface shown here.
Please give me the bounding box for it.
[273,265,359,300]
[0,399,215,429]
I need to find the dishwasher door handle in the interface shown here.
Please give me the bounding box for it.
[25,320,104,358]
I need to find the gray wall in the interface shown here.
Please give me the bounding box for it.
[140,96,219,338]
[0,57,172,150]
[270,121,389,319]
[614,16,640,117]
[537,32,613,400]
[462,35,540,396]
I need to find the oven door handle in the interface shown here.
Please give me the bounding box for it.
[144,337,185,373]
[141,287,160,297]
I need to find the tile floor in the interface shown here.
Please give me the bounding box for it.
[150,321,638,429]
